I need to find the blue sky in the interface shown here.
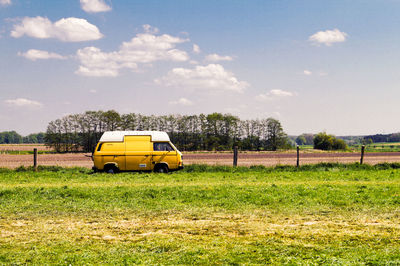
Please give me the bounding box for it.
[1,0,400,135]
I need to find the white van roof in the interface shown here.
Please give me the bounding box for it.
[99,131,170,142]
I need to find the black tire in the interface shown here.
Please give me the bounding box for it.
[104,165,118,174]
[154,164,169,173]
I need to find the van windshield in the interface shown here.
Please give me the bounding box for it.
[154,142,174,151]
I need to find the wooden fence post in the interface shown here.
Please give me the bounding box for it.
[33,148,38,171]
[296,145,300,168]
[233,146,238,167]
[360,145,365,165]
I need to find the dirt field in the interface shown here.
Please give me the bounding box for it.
[0,144,50,152]
[184,151,400,166]
[2,151,400,169]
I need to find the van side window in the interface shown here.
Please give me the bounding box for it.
[97,143,103,151]
[154,142,174,151]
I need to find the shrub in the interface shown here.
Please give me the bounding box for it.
[313,132,348,151]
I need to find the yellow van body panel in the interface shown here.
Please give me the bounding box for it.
[125,136,152,170]
[125,136,152,151]
[93,132,183,172]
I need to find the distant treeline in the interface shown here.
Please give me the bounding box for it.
[296,133,400,147]
[0,131,45,144]
[294,133,347,150]
[45,110,292,152]
[363,133,400,143]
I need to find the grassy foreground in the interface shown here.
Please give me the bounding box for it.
[0,164,399,264]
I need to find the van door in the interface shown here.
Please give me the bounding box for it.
[125,135,152,170]
[152,142,178,170]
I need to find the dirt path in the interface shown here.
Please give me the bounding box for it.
[1,152,400,169]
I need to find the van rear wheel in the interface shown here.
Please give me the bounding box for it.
[104,165,118,174]
[154,164,168,173]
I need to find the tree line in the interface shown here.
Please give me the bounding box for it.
[45,110,293,152]
[363,133,400,143]
[0,131,45,144]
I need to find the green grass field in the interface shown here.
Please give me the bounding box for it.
[350,142,400,152]
[0,165,399,264]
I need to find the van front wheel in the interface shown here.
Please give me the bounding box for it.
[154,164,169,173]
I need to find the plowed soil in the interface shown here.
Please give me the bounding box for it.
[0,144,50,151]
[183,152,400,166]
[2,152,400,169]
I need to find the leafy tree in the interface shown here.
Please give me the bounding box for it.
[0,132,46,144]
[102,110,121,131]
[361,138,373,145]
[295,135,306,145]
[264,118,290,151]
[296,133,314,145]
[22,133,45,143]
[303,134,314,145]
[313,132,347,150]
[0,131,22,144]
[332,138,347,150]
[314,132,334,150]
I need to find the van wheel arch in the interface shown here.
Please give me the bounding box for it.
[154,163,169,173]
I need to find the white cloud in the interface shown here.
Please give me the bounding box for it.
[193,44,200,54]
[5,98,43,108]
[303,69,328,76]
[156,64,249,93]
[205,53,233,62]
[80,0,111,13]
[169,97,193,106]
[76,29,189,77]
[89,89,97,93]
[18,49,66,61]
[0,0,11,6]
[256,89,294,101]
[120,33,187,54]
[76,47,121,77]
[309,28,347,46]
[11,16,103,42]
[269,89,294,97]
[142,24,159,34]
[319,71,328,76]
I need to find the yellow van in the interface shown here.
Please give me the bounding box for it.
[92,131,183,173]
